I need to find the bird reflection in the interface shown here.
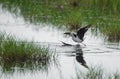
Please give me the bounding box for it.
[61,42,88,68]
[74,44,89,68]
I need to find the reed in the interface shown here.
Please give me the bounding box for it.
[0,32,52,72]
[97,23,120,42]
[0,0,120,41]
[76,66,120,79]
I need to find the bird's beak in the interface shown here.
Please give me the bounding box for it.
[64,32,71,35]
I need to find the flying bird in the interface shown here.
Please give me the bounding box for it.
[64,24,91,46]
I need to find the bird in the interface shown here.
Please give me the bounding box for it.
[64,24,91,46]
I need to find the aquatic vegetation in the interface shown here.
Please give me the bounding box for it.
[78,0,120,14]
[1,0,119,24]
[76,66,120,79]
[0,32,53,72]
[97,24,120,42]
[0,0,120,41]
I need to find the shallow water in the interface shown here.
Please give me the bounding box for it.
[0,6,120,79]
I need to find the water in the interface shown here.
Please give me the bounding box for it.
[0,6,120,79]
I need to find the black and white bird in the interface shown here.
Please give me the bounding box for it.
[64,24,91,46]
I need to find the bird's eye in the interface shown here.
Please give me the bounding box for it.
[74,34,77,37]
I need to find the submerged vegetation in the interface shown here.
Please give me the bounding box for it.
[0,32,52,72]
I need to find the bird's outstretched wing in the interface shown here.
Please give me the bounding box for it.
[77,24,91,40]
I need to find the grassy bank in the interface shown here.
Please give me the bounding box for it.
[0,0,120,41]
[0,32,52,72]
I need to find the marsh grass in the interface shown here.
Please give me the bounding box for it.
[0,32,53,72]
[76,66,120,79]
[0,0,120,25]
[0,0,120,23]
[79,0,120,14]
[0,0,120,41]
[68,0,80,7]
[97,24,120,42]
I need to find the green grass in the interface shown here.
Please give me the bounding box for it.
[76,66,120,79]
[0,32,53,72]
[1,0,119,25]
[97,24,120,42]
[80,0,120,14]
[0,0,120,41]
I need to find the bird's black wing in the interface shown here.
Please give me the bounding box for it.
[77,24,91,40]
